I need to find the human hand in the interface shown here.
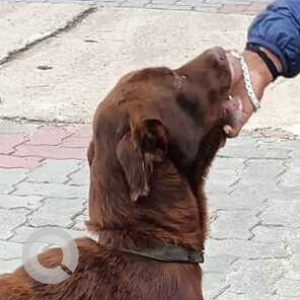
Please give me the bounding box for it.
[223,49,279,138]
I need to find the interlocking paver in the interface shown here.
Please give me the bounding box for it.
[27,125,75,146]
[13,181,88,198]
[206,239,288,259]
[0,154,42,169]
[11,226,87,243]
[0,208,29,240]
[0,168,28,193]
[0,121,300,299]
[14,144,87,160]
[210,210,259,240]
[0,134,28,154]
[0,259,23,274]
[69,162,89,185]
[27,159,80,183]
[0,0,273,15]
[260,199,300,227]
[0,195,43,210]
[0,240,26,260]
[275,277,300,297]
[28,197,86,227]
[202,272,227,300]
[227,259,285,295]
[252,226,300,243]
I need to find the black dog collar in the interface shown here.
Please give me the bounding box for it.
[100,239,204,264]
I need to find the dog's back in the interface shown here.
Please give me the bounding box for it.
[1,238,201,300]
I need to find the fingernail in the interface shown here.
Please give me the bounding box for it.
[223,125,232,135]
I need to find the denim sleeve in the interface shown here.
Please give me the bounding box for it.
[247,0,300,78]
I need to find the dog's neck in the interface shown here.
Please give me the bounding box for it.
[87,158,206,253]
[87,126,224,256]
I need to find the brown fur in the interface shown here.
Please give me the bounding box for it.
[0,47,231,300]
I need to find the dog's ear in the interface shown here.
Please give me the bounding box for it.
[117,119,168,202]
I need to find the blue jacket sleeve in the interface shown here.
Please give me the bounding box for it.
[247,0,300,78]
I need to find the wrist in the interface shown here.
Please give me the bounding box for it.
[243,50,273,100]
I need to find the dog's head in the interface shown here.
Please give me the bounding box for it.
[108,47,230,201]
[88,47,231,234]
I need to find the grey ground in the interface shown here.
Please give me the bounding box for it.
[1,123,300,300]
[0,1,300,299]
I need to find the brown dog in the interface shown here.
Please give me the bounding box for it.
[0,47,231,300]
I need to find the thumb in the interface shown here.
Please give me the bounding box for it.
[223,124,241,138]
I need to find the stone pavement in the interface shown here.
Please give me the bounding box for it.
[3,0,272,15]
[1,121,300,299]
[1,0,300,299]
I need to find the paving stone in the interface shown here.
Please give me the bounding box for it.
[69,162,90,185]
[280,172,300,188]
[29,198,85,227]
[193,4,222,13]
[265,186,300,202]
[218,291,284,300]
[259,140,300,157]
[13,181,88,198]
[0,168,28,184]
[238,159,285,186]
[0,0,273,15]
[145,3,193,10]
[260,199,300,227]
[14,144,87,160]
[0,208,29,240]
[227,259,284,295]
[280,159,300,188]
[208,188,267,212]
[206,165,240,194]
[217,292,254,300]
[206,239,288,259]
[0,241,25,260]
[0,259,22,273]
[62,136,90,148]
[247,2,269,13]
[27,126,74,146]
[0,154,42,169]
[0,168,28,193]
[275,278,300,298]
[203,272,228,300]
[120,0,150,8]
[0,195,42,210]
[176,0,205,5]
[11,226,87,243]
[0,134,28,154]
[251,226,300,243]
[70,125,92,138]
[212,157,245,171]
[206,0,251,3]
[219,4,248,13]
[283,238,300,280]
[27,159,80,183]
[152,0,176,4]
[0,121,38,134]
[203,254,236,274]
[210,210,259,240]
[219,143,290,160]
[207,168,241,188]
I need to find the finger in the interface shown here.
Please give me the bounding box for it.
[223,125,233,136]
[223,124,240,138]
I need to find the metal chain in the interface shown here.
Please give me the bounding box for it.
[231,51,261,112]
